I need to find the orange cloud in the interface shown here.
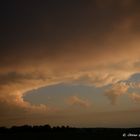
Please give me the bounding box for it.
[67,96,90,108]
[0,0,140,126]
[104,82,129,105]
[129,93,140,103]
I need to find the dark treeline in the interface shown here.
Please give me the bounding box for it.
[0,124,72,133]
[0,125,140,140]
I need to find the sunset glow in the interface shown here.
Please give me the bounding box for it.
[0,0,140,127]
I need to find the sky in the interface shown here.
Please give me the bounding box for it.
[0,0,140,127]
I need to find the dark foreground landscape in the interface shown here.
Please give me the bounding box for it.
[0,125,140,140]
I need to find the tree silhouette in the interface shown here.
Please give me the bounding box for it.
[0,124,140,140]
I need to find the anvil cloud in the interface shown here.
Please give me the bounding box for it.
[0,0,140,127]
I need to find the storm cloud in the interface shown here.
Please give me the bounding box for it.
[0,0,140,126]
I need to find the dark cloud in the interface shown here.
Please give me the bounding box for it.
[0,72,34,85]
[0,0,140,126]
[1,0,140,61]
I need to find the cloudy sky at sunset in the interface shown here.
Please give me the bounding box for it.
[0,0,140,127]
